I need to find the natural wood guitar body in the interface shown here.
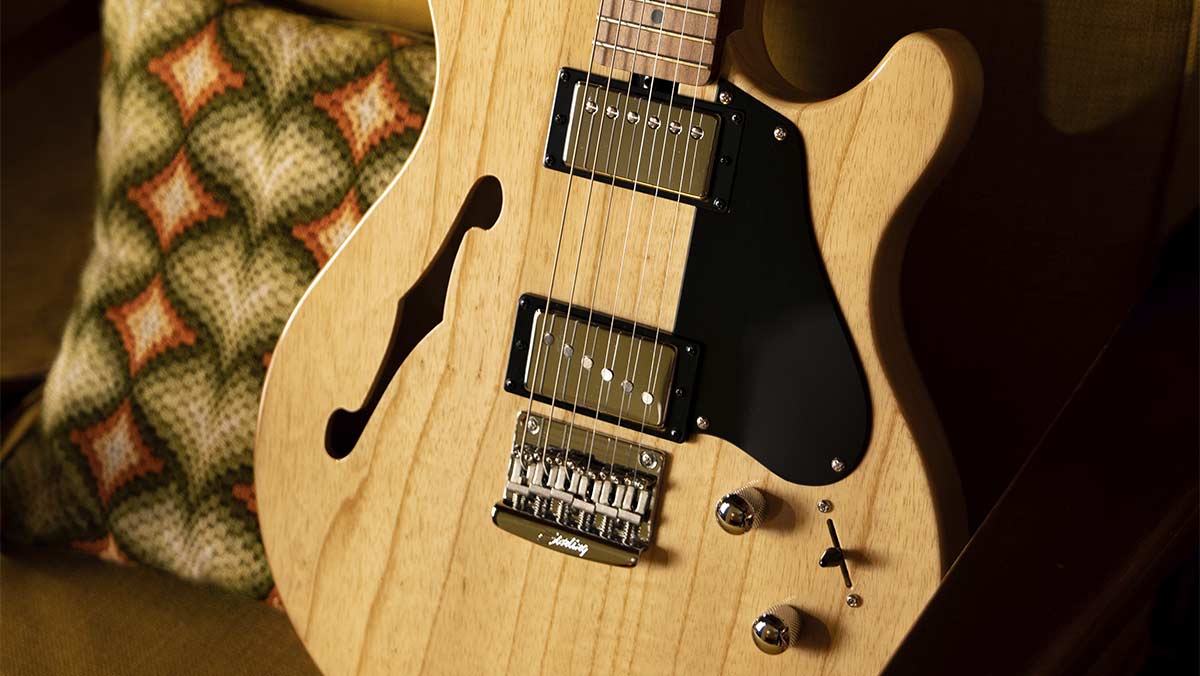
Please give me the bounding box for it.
[256,1,983,673]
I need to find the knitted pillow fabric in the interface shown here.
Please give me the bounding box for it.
[0,0,433,599]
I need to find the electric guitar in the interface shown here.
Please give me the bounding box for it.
[256,1,982,673]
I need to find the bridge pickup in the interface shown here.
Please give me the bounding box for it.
[491,412,666,566]
[503,294,701,442]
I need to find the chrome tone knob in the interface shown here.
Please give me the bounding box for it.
[751,604,802,655]
[714,486,766,535]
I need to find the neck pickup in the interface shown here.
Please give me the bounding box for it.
[544,68,742,211]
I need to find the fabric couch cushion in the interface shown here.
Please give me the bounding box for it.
[1,0,433,599]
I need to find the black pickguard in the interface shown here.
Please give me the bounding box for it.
[673,81,872,486]
[541,71,871,486]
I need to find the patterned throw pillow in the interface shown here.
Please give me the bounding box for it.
[0,0,433,600]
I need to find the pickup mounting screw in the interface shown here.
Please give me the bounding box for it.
[846,594,862,608]
[696,416,710,430]
[639,450,659,470]
[718,91,732,105]
[773,126,788,141]
[831,457,846,472]
[817,499,833,513]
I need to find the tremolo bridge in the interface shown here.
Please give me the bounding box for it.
[496,296,700,565]
[491,412,665,567]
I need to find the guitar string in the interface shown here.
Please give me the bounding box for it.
[533,0,655,474]
[584,0,704,534]
[515,1,618,463]
[633,1,714,454]
[555,0,656,467]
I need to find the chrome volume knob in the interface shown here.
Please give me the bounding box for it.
[751,604,802,655]
[714,486,767,534]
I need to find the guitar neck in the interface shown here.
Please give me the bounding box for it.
[595,0,723,84]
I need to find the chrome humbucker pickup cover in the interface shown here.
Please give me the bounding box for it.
[491,411,666,567]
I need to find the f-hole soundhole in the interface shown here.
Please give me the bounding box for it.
[324,175,503,458]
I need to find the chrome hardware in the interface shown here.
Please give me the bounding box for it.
[714,485,766,535]
[752,605,802,655]
[816,499,833,513]
[493,412,665,566]
[718,91,733,105]
[773,126,787,141]
[846,593,862,608]
[638,450,659,470]
[696,416,710,430]
[831,457,846,472]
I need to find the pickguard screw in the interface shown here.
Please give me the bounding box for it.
[685,345,695,355]
[669,428,680,438]
[712,198,726,210]
[773,126,788,141]
[719,155,731,166]
[639,450,659,470]
[514,339,526,350]
[730,113,742,125]
[718,91,732,105]
[696,416,710,430]
[543,155,554,167]
[519,298,527,308]
[674,387,685,398]
[831,457,846,472]
[846,594,862,608]
[817,499,833,513]
[560,70,569,82]
[554,113,566,124]
[505,378,513,388]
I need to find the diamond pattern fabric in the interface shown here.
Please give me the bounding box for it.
[1,0,433,600]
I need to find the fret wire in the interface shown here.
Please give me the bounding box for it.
[597,15,714,45]
[593,40,711,69]
[627,0,719,19]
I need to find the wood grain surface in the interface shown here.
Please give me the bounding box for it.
[256,1,982,673]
